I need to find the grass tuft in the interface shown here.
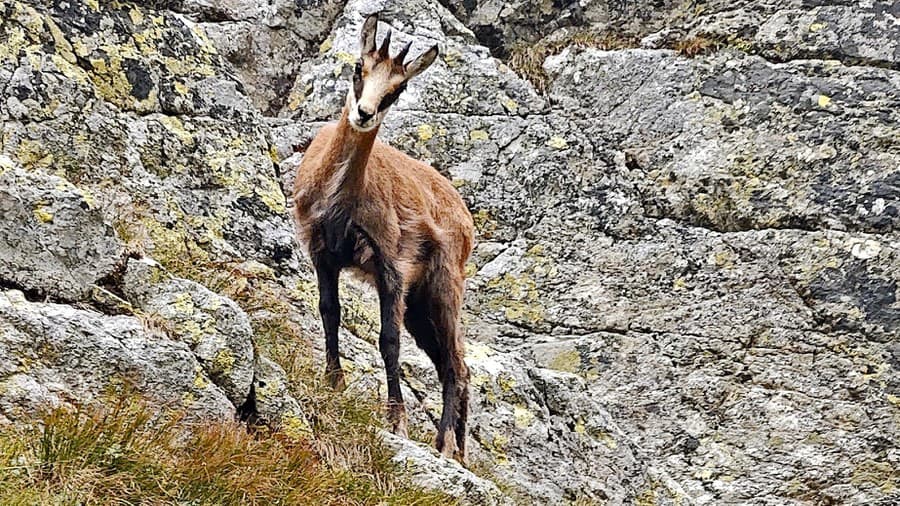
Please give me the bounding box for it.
[507,30,639,92]
[673,36,722,57]
[0,395,452,505]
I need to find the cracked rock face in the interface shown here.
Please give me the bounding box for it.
[1,0,899,504]
[284,0,900,503]
[0,158,124,300]
[0,0,308,445]
[0,289,236,424]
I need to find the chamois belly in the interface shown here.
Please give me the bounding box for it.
[314,210,377,279]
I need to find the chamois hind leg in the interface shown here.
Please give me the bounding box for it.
[375,258,408,436]
[313,255,345,390]
[426,272,469,464]
[404,288,445,384]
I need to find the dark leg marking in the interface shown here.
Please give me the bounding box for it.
[313,253,345,390]
[351,224,408,435]
[417,272,470,463]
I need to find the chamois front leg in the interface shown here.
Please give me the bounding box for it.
[376,260,407,437]
[314,256,345,391]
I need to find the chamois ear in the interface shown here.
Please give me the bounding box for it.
[405,45,438,80]
[360,13,378,55]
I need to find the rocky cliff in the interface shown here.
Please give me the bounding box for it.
[1,0,898,505]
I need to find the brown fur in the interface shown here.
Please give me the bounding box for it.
[293,111,473,286]
[292,14,474,463]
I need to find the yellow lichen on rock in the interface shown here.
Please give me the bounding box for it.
[549,349,580,373]
[513,404,534,428]
[547,135,568,149]
[417,124,435,142]
[442,48,462,68]
[281,412,313,440]
[484,433,510,465]
[33,203,53,224]
[129,7,144,25]
[157,115,195,146]
[256,177,287,214]
[193,368,210,389]
[469,130,490,142]
[212,348,236,375]
[256,377,280,400]
[171,293,195,314]
[17,139,54,168]
[485,273,545,326]
[471,209,497,239]
[500,95,518,113]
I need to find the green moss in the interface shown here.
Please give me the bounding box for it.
[211,348,235,375]
[471,209,497,239]
[485,273,545,327]
[549,349,581,373]
[851,459,897,494]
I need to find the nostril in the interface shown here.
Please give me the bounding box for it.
[357,106,373,122]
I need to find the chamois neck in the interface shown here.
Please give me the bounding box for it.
[328,106,379,197]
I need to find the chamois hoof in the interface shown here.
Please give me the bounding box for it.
[435,429,459,460]
[325,367,346,391]
[389,403,408,437]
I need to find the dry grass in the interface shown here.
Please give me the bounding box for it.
[64,211,456,504]
[673,36,722,57]
[0,395,452,505]
[507,30,639,92]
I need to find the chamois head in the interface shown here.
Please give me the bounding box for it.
[346,13,438,132]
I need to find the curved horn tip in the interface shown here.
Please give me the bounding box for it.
[395,40,413,64]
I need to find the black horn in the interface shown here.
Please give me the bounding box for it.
[379,28,392,58]
[395,40,412,64]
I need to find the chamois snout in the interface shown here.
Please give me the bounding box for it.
[357,105,374,123]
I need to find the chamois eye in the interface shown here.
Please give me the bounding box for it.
[354,61,362,75]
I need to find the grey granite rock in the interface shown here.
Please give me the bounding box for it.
[0,158,124,300]
[2,0,898,504]
[0,289,235,424]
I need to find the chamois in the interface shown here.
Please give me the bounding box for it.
[292,13,474,462]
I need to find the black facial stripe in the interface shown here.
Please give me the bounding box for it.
[353,62,363,99]
[378,84,406,112]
